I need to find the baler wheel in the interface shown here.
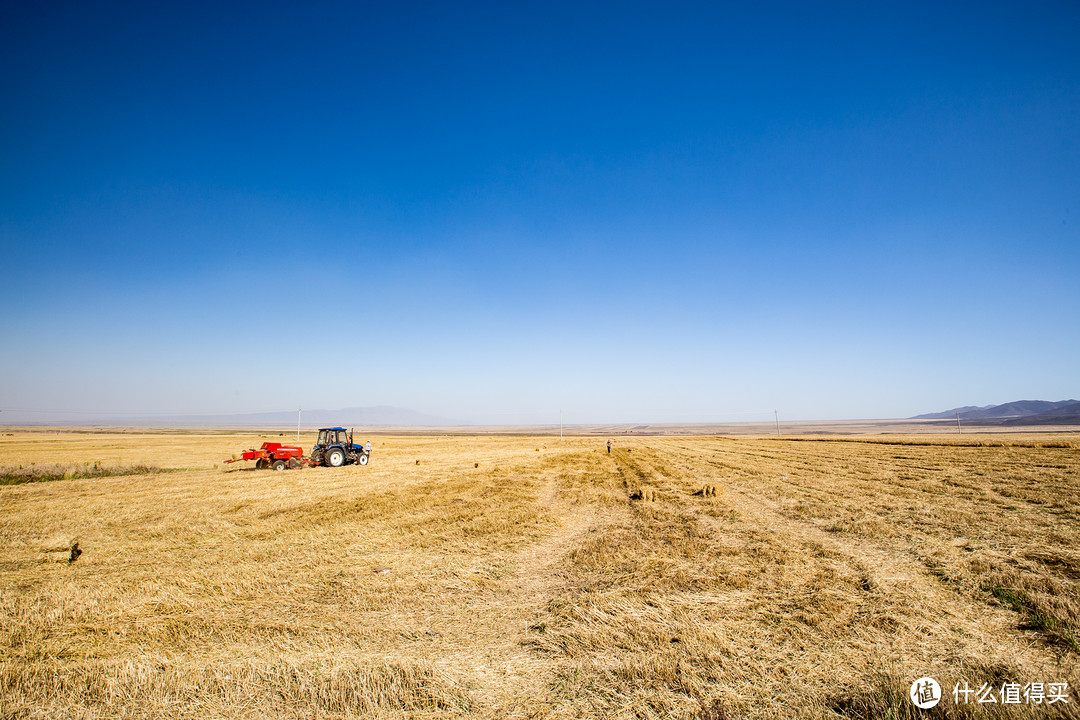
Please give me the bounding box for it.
[272,459,287,471]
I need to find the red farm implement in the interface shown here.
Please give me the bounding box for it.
[224,442,309,471]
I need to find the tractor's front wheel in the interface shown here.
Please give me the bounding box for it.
[272,459,287,471]
[358,454,369,466]
[327,448,345,467]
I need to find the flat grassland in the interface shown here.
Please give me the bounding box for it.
[1,431,1078,719]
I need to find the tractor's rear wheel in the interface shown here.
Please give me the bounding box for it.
[272,459,287,471]
[327,448,345,467]
[358,454,369,466]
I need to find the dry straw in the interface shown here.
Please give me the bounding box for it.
[0,431,1077,718]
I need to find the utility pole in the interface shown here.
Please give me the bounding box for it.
[774,410,781,437]
[297,408,302,441]
[955,411,962,435]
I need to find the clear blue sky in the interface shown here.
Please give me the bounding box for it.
[1,1,1077,424]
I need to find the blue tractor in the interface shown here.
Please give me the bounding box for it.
[310,427,370,467]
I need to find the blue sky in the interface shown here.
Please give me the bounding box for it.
[1,1,1078,424]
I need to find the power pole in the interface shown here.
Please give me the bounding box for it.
[774,410,781,437]
[955,412,961,435]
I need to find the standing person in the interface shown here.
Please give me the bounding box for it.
[364,440,372,455]
[607,439,612,454]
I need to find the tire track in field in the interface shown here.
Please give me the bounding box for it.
[665,439,1079,581]
[616,443,1068,679]
[712,483,1072,673]
[440,465,625,718]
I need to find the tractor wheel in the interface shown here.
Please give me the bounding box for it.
[272,459,287,471]
[255,458,268,470]
[358,454,369,466]
[327,448,345,467]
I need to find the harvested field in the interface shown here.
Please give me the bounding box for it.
[0,431,1078,718]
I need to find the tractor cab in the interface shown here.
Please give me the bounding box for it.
[317,427,350,447]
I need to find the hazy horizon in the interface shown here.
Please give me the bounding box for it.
[3,399,1078,427]
[2,2,1078,425]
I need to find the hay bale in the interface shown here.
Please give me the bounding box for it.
[41,537,81,564]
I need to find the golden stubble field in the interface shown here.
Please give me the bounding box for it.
[1,430,1078,719]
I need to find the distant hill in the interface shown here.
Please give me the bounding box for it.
[913,400,1080,424]
[913,405,992,420]
[1001,401,1080,426]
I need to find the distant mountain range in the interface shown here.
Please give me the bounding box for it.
[2,406,459,428]
[913,400,1080,425]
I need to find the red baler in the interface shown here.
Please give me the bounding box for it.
[225,442,306,471]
